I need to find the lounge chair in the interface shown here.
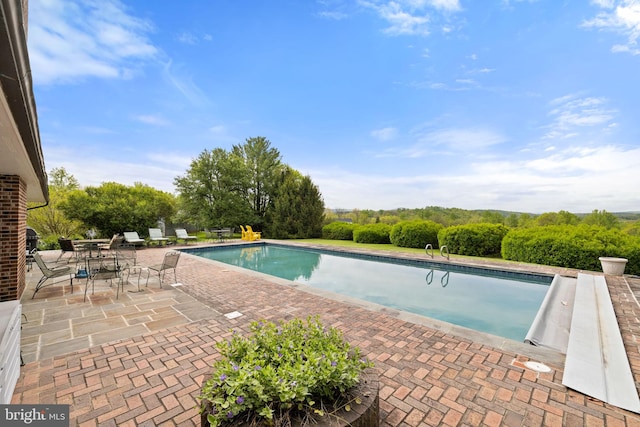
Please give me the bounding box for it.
[149,228,169,246]
[123,231,145,246]
[239,225,249,241]
[32,252,75,298]
[246,225,261,241]
[144,251,181,288]
[175,228,197,244]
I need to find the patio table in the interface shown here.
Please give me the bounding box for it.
[73,239,110,258]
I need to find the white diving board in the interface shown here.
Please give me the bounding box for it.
[562,273,640,414]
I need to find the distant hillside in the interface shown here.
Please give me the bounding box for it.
[330,207,640,223]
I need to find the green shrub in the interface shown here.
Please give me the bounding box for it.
[199,317,373,427]
[438,223,509,256]
[353,223,391,244]
[501,225,640,274]
[322,222,358,240]
[39,235,61,250]
[390,220,442,249]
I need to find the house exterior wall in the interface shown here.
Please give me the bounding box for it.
[0,175,27,301]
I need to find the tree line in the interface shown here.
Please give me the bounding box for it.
[325,206,638,233]
[28,137,325,247]
[27,135,638,248]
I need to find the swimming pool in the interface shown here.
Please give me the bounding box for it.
[183,243,552,341]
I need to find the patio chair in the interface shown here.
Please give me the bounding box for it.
[175,228,197,244]
[148,228,169,246]
[56,237,88,262]
[32,252,75,299]
[246,225,261,241]
[98,234,122,256]
[115,245,137,269]
[239,225,248,241]
[83,256,123,301]
[144,251,181,288]
[123,231,145,246]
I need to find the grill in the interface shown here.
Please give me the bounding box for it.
[26,226,39,252]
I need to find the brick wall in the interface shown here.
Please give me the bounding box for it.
[0,175,26,301]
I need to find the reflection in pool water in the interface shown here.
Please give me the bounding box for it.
[185,244,552,341]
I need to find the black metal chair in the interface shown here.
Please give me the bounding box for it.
[56,237,88,262]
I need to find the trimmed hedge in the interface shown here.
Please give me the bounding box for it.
[501,225,640,275]
[322,222,359,240]
[438,223,509,256]
[353,223,391,244]
[390,220,443,249]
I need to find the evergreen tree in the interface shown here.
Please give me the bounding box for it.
[266,168,324,238]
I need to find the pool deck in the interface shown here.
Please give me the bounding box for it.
[13,240,640,426]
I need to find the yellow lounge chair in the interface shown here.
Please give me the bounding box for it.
[246,225,261,241]
[239,225,249,241]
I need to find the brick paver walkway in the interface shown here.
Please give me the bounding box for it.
[13,243,640,426]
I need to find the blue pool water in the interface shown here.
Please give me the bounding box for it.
[183,244,552,341]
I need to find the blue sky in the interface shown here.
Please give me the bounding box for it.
[27,0,640,213]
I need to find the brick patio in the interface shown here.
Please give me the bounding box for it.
[13,242,640,426]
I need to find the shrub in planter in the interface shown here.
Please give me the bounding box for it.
[389,220,442,249]
[353,224,391,244]
[199,317,374,427]
[438,223,509,256]
[322,222,359,240]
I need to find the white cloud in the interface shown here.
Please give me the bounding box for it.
[371,127,398,141]
[162,61,209,106]
[543,94,616,140]
[177,32,198,45]
[133,114,171,126]
[363,1,431,36]
[359,0,462,36]
[177,31,214,44]
[374,127,506,158]
[28,0,158,85]
[404,0,461,11]
[318,11,349,20]
[209,125,226,134]
[415,128,507,151]
[307,144,640,212]
[43,145,190,193]
[582,0,640,55]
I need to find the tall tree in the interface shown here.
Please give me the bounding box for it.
[266,168,324,238]
[582,209,620,229]
[174,148,254,229]
[27,167,86,242]
[232,137,283,228]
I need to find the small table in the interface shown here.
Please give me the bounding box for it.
[208,229,228,243]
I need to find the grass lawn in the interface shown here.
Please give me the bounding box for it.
[287,238,512,264]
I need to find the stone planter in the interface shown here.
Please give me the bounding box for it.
[599,257,628,276]
[201,368,379,427]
